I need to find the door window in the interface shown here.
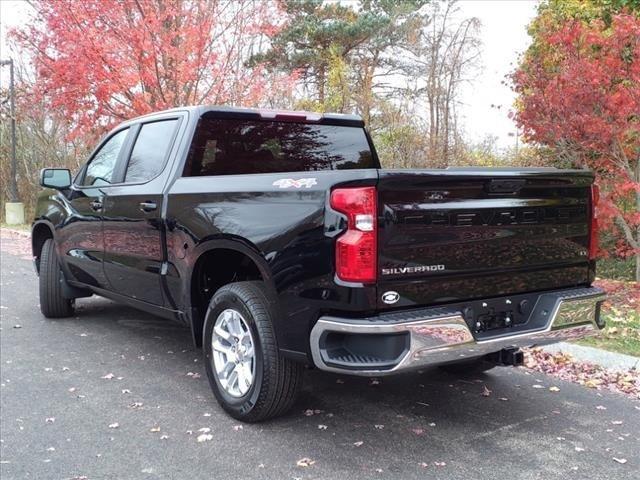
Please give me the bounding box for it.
[124,119,178,183]
[82,128,129,187]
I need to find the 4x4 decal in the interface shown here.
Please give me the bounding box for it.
[272,178,317,189]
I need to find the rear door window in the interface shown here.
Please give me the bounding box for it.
[124,119,179,183]
[183,118,374,176]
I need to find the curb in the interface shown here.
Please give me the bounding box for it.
[542,342,640,371]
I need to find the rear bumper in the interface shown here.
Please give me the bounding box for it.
[309,287,606,376]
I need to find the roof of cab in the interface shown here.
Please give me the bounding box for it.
[130,105,365,127]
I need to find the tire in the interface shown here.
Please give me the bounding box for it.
[203,281,303,422]
[439,358,496,375]
[39,239,74,318]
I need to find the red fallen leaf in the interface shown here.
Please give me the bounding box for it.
[481,386,492,397]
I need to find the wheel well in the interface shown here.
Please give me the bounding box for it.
[32,223,54,273]
[190,248,264,347]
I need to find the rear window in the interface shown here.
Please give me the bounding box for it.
[183,118,375,176]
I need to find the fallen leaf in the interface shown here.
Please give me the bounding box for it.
[596,405,607,410]
[434,461,447,467]
[353,441,364,447]
[574,446,585,452]
[233,425,243,431]
[45,417,55,424]
[296,458,315,467]
[108,423,119,429]
[369,379,380,386]
[160,435,169,440]
[101,373,115,380]
[613,457,627,464]
[317,424,328,430]
[13,325,21,329]
[499,397,508,401]
[374,424,384,430]
[150,426,161,432]
[197,434,213,442]
[532,384,544,389]
[549,386,560,392]
[411,428,424,435]
[420,462,428,468]
[198,427,211,433]
[121,389,131,394]
[481,385,492,397]
[611,421,623,425]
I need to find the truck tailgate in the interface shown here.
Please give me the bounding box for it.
[377,169,594,309]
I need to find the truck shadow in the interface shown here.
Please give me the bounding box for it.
[72,295,573,449]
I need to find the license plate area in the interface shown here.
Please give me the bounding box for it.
[458,291,543,339]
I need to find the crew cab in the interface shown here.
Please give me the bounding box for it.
[33,106,606,421]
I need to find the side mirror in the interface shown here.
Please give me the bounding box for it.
[40,168,72,190]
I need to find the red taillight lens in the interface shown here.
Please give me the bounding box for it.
[330,186,377,283]
[589,183,599,260]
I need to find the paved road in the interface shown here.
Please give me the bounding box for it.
[1,250,638,480]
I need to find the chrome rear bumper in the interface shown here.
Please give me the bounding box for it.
[309,287,606,376]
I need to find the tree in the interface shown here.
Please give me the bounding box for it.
[512,11,640,279]
[253,0,391,107]
[12,0,295,140]
[411,1,481,166]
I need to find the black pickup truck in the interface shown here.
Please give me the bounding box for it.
[33,106,605,421]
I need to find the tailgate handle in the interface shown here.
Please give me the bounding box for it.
[487,179,526,194]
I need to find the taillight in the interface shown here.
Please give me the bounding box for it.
[589,183,599,260]
[330,186,377,283]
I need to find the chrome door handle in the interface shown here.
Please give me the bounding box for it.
[139,201,157,212]
[90,200,103,211]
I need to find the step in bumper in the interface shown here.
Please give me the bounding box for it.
[309,287,606,376]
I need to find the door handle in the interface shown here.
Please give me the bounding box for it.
[139,201,157,212]
[90,200,103,211]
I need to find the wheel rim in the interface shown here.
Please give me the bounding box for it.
[211,308,256,398]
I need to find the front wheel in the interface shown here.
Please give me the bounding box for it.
[203,281,303,422]
[39,239,74,318]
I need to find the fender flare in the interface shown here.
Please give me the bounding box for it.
[185,236,280,347]
[31,219,56,261]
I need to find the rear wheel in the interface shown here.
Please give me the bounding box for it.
[39,239,74,318]
[203,281,303,422]
[439,358,496,375]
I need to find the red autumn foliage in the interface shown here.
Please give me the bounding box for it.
[512,13,640,278]
[11,0,297,141]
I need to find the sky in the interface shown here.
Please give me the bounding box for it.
[0,0,539,149]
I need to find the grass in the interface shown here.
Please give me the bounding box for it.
[597,256,636,281]
[578,307,640,357]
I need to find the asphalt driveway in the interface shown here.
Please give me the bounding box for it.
[1,249,638,480]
